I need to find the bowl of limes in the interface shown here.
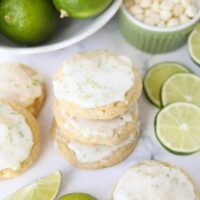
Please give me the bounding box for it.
[0,0,122,54]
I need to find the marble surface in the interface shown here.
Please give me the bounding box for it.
[0,16,200,199]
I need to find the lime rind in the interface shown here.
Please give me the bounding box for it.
[46,171,62,200]
[143,79,160,108]
[188,24,200,66]
[154,118,198,155]
[144,62,190,108]
[155,102,200,155]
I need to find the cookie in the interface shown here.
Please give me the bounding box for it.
[0,62,46,116]
[0,100,40,179]
[54,102,139,145]
[112,160,200,200]
[53,51,142,120]
[51,121,140,170]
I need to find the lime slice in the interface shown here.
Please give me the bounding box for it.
[155,102,200,154]
[59,193,97,200]
[5,171,62,200]
[161,73,200,107]
[188,24,200,65]
[144,62,190,107]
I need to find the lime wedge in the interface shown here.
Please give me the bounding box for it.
[144,62,190,107]
[161,73,200,107]
[59,193,97,200]
[188,24,200,65]
[5,171,62,200]
[155,102,200,154]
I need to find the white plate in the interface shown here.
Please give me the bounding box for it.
[0,0,122,54]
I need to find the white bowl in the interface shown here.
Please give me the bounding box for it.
[0,0,122,54]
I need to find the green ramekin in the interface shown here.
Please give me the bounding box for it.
[119,4,200,54]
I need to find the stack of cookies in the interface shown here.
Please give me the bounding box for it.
[52,51,142,169]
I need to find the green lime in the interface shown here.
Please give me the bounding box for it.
[59,193,97,200]
[4,171,62,200]
[161,73,200,107]
[188,24,200,65]
[0,0,57,45]
[52,0,112,19]
[155,102,200,155]
[144,62,190,107]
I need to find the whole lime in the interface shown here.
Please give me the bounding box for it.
[52,0,112,19]
[59,193,98,200]
[0,0,58,45]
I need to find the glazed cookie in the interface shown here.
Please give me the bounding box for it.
[0,100,40,179]
[0,62,46,116]
[51,121,140,170]
[112,160,200,200]
[53,51,142,120]
[54,102,139,145]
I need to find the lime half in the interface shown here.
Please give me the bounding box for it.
[144,62,190,107]
[59,193,97,200]
[161,73,200,107]
[188,24,200,65]
[5,171,62,200]
[155,102,200,154]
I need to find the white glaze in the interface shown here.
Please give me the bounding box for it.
[67,134,135,163]
[63,105,138,138]
[0,63,43,107]
[0,104,33,170]
[113,162,197,200]
[53,51,135,108]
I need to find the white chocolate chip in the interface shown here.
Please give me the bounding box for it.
[167,18,180,27]
[173,4,184,17]
[144,17,156,26]
[135,14,145,21]
[130,5,144,15]
[144,9,153,16]
[157,21,166,27]
[185,5,198,18]
[180,14,191,24]
[152,2,160,13]
[134,0,141,4]
[140,0,152,8]
[180,0,192,8]
[124,0,132,8]
[160,10,172,21]
[146,12,161,24]
[160,0,174,11]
